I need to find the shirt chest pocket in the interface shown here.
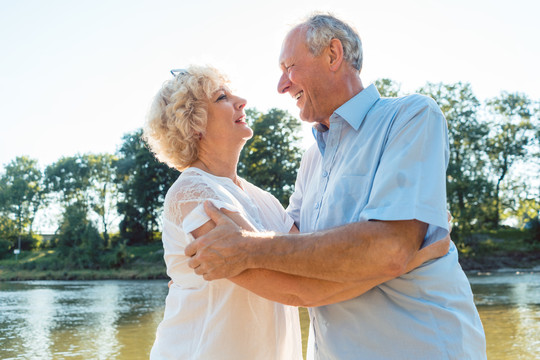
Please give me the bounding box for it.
[322,175,370,226]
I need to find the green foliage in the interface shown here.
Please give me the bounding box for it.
[514,198,540,228]
[0,156,44,238]
[86,153,119,242]
[56,201,104,269]
[45,153,119,242]
[0,216,17,247]
[238,108,303,206]
[1,88,538,268]
[99,240,129,268]
[374,78,402,97]
[485,92,535,227]
[418,82,493,240]
[45,155,92,204]
[527,217,540,244]
[0,239,12,259]
[0,242,166,280]
[115,129,179,244]
[0,215,39,256]
[52,201,129,269]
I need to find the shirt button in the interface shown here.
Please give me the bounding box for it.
[322,171,328,177]
[315,203,320,209]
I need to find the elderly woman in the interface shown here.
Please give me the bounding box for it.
[145,66,302,360]
[144,65,448,359]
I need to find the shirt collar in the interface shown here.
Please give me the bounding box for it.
[334,84,380,131]
[311,126,326,155]
[311,84,380,154]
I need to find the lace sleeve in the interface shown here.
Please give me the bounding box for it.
[163,173,223,229]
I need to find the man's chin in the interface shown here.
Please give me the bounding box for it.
[299,110,317,124]
[299,111,327,127]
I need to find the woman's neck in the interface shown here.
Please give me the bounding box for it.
[192,144,243,187]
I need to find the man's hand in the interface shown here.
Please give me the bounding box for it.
[184,201,257,281]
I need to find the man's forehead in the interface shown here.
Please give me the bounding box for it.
[279,27,306,64]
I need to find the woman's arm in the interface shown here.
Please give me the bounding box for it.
[190,211,449,307]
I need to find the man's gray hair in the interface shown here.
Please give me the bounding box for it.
[300,14,363,72]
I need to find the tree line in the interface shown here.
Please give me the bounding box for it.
[376,79,539,241]
[0,109,303,269]
[0,81,539,269]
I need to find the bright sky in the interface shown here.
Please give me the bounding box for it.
[1,0,539,169]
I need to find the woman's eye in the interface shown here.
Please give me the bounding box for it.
[216,94,227,102]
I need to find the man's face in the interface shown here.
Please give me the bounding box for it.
[277,27,332,126]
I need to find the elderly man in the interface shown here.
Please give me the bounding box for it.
[186,13,486,359]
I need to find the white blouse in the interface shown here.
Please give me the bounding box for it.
[150,168,302,360]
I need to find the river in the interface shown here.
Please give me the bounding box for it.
[0,271,539,360]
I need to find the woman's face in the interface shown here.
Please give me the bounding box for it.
[203,86,252,148]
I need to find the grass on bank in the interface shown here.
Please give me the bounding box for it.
[452,227,540,271]
[0,242,167,281]
[1,228,539,281]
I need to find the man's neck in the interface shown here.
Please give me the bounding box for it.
[320,76,364,129]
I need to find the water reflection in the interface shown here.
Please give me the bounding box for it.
[1,274,539,360]
[22,288,55,359]
[88,283,121,359]
[469,271,540,360]
[0,280,168,360]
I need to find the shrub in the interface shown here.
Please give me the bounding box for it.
[0,238,12,259]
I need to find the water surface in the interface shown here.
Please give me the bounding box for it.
[0,272,539,359]
[0,280,167,360]
[469,270,540,360]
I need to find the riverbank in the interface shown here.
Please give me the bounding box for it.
[0,267,168,281]
[457,229,540,272]
[0,243,168,281]
[1,233,539,281]
[460,251,540,273]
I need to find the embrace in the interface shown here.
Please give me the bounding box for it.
[144,13,487,360]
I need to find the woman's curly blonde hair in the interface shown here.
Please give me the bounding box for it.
[143,65,228,171]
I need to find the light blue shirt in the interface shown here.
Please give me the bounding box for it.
[287,85,486,359]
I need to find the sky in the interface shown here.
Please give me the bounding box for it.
[1,0,539,169]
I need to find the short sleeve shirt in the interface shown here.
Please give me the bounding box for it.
[287,85,486,359]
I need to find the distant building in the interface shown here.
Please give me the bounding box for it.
[39,234,56,242]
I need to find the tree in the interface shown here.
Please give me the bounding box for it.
[45,155,92,205]
[45,153,120,240]
[0,216,17,258]
[56,200,104,269]
[238,108,303,206]
[44,154,129,268]
[115,129,179,244]
[418,82,492,238]
[86,153,119,243]
[485,92,535,228]
[0,156,45,251]
[374,78,402,97]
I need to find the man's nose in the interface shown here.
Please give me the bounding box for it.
[277,72,291,94]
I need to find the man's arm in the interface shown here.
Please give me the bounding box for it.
[186,97,450,283]
[188,206,448,307]
[185,201,428,283]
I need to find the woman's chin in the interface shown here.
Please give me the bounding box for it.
[242,127,254,140]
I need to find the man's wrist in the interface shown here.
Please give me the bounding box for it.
[242,230,277,270]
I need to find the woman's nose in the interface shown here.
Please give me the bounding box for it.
[236,96,247,109]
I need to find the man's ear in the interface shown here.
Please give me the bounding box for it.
[327,38,345,71]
